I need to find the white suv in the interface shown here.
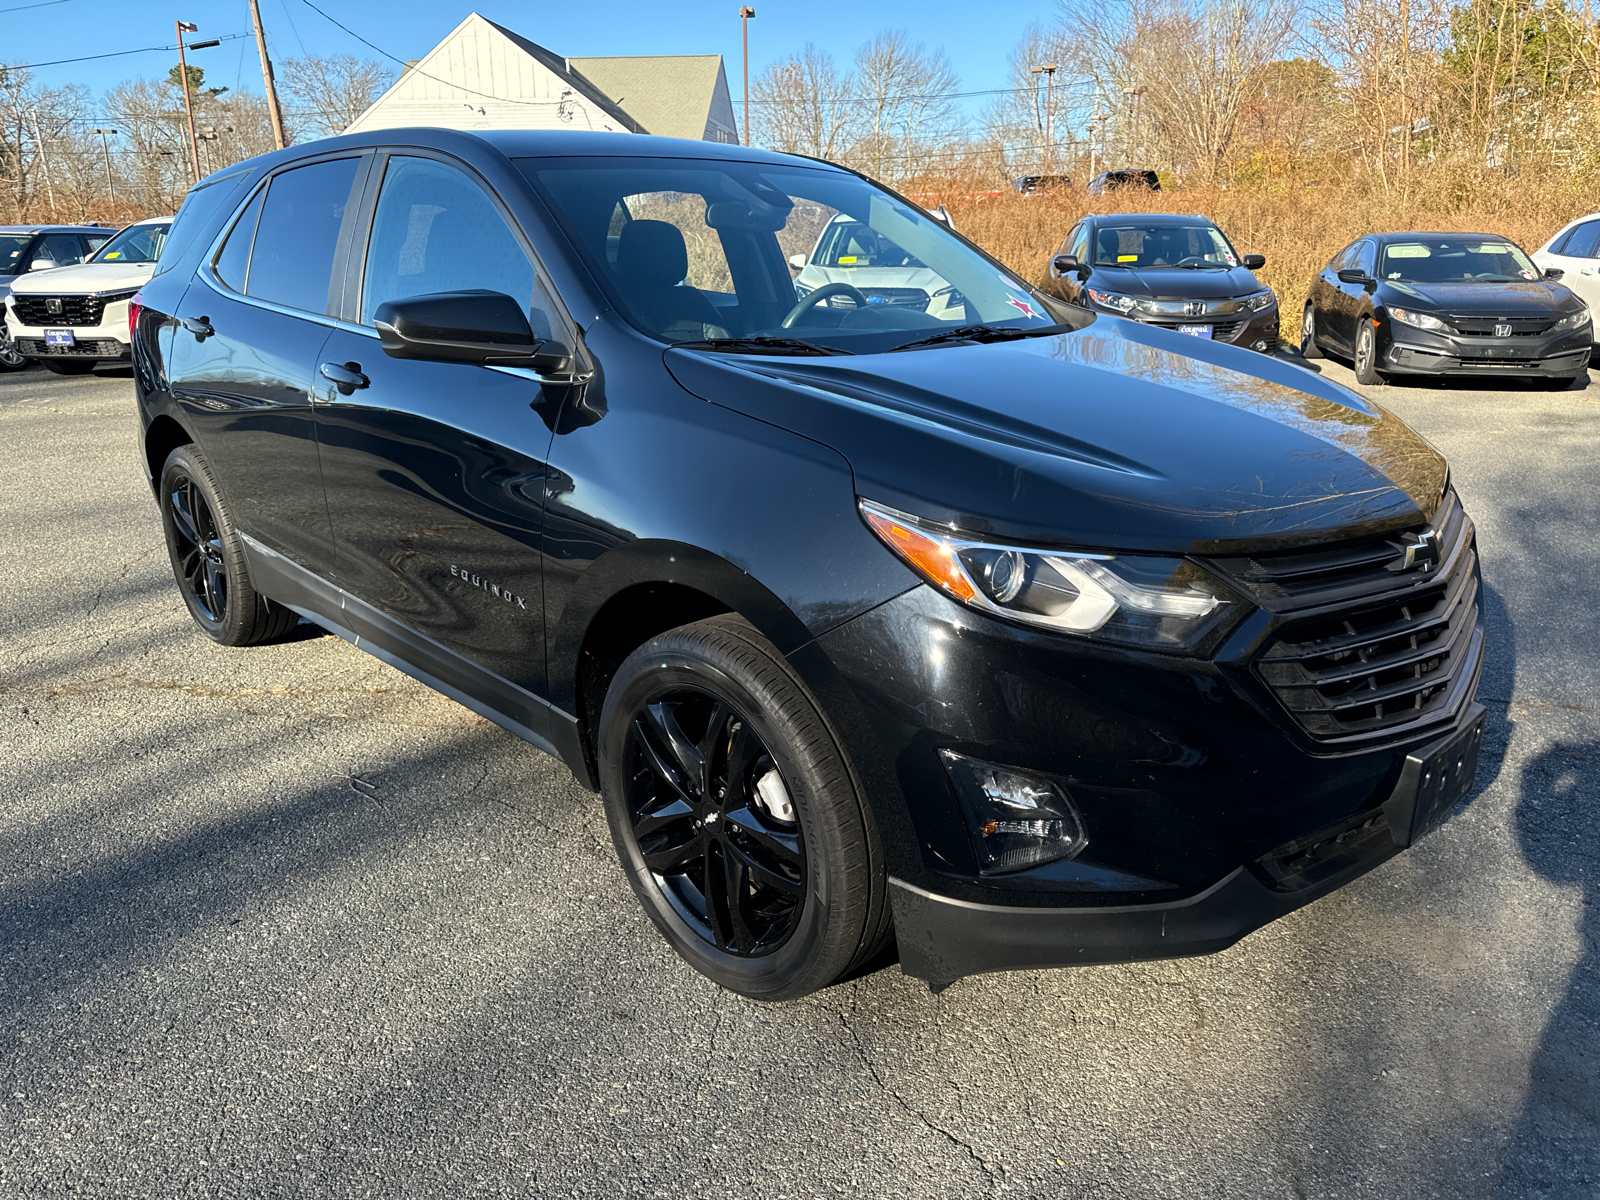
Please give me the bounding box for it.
[1532,213,1600,348]
[789,213,968,320]
[5,216,172,374]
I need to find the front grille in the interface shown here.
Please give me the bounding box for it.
[1213,491,1483,741]
[16,337,126,357]
[1450,316,1551,336]
[11,293,110,327]
[827,287,930,310]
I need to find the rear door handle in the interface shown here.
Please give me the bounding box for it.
[182,316,213,339]
[318,361,369,395]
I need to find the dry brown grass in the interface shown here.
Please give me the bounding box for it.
[923,169,1598,340]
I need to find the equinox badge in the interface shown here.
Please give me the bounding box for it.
[450,563,527,608]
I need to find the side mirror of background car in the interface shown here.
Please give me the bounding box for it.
[788,253,806,271]
[29,259,55,272]
[1337,267,1378,293]
[1052,254,1091,280]
[1543,266,1565,281]
[1242,253,1266,269]
[374,290,573,374]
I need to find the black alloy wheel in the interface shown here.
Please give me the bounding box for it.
[624,687,805,956]
[598,614,892,1000]
[158,445,299,646]
[1301,304,1323,359]
[1353,320,1383,385]
[0,326,27,372]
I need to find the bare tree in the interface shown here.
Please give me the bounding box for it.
[981,27,1085,181]
[750,45,858,162]
[280,54,395,140]
[851,31,964,182]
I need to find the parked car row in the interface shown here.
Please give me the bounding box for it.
[1,216,173,373]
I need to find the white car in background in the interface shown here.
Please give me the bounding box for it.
[5,216,173,374]
[1532,213,1600,349]
[789,213,968,319]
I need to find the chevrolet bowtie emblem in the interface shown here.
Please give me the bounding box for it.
[1387,528,1441,573]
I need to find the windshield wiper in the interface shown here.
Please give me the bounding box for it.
[887,323,1072,353]
[670,336,852,357]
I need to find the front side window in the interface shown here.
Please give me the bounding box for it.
[246,157,360,314]
[38,234,85,266]
[0,235,30,273]
[522,155,1059,351]
[1378,237,1540,283]
[360,155,551,331]
[93,222,171,265]
[1556,219,1600,259]
[1090,223,1237,269]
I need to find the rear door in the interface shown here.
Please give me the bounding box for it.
[314,151,575,709]
[166,152,368,571]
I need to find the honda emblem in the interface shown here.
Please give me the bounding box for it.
[1185,300,1206,317]
[45,297,62,315]
[1493,323,1512,337]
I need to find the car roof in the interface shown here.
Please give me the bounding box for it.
[0,225,115,234]
[1089,213,1215,225]
[1369,231,1514,242]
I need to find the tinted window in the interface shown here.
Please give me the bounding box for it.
[361,156,537,326]
[1558,219,1600,259]
[247,157,360,314]
[1356,240,1378,275]
[0,234,31,272]
[214,187,265,293]
[38,234,85,266]
[93,222,171,265]
[1331,242,1361,271]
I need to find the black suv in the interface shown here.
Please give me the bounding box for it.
[132,130,1486,999]
[1049,213,1280,352]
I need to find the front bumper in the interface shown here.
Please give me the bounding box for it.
[5,308,133,362]
[1383,324,1592,376]
[1095,304,1280,352]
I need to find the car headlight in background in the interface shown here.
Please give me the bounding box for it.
[1243,289,1276,312]
[1551,308,1593,333]
[1086,288,1140,314]
[859,499,1243,651]
[1389,306,1455,334]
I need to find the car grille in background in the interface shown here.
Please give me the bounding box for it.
[1212,492,1483,741]
[10,292,130,327]
[1450,316,1551,336]
[827,288,930,310]
[1149,319,1245,341]
[15,338,125,357]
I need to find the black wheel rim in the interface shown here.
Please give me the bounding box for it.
[624,687,805,957]
[168,475,228,623]
[0,330,22,367]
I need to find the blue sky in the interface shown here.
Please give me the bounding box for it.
[9,0,1058,127]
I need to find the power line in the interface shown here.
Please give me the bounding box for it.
[0,0,70,12]
[1,33,252,73]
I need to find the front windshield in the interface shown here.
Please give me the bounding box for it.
[0,235,32,274]
[1091,223,1237,269]
[91,222,170,265]
[1378,238,1540,283]
[519,156,1065,352]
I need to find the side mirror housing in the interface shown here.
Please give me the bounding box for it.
[1242,253,1266,270]
[29,259,56,272]
[1337,267,1378,293]
[788,253,806,271]
[1052,253,1090,279]
[373,290,572,373]
[1543,266,1565,281]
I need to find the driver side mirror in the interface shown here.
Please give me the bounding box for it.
[1052,253,1091,280]
[374,290,572,374]
[1543,266,1565,281]
[29,259,56,272]
[1242,253,1266,270]
[1337,267,1378,293]
[788,252,806,271]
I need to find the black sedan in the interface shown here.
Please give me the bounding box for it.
[1302,232,1593,387]
[1049,213,1280,352]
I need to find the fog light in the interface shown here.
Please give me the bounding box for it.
[1252,339,1269,351]
[940,751,1087,874]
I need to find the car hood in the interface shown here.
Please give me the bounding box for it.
[1377,279,1577,316]
[8,261,156,294]
[665,316,1447,554]
[1088,265,1263,300]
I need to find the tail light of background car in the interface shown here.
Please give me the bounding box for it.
[128,293,143,340]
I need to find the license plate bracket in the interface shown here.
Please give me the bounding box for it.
[1383,704,1487,847]
[44,328,75,348]
[1176,324,1212,339]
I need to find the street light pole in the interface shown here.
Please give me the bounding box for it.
[88,128,117,207]
[1030,63,1058,173]
[738,7,755,146]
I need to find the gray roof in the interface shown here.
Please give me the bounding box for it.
[479,18,647,134]
[566,55,725,141]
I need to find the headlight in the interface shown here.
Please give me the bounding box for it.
[1389,306,1455,334]
[1243,290,1276,312]
[860,499,1243,651]
[1086,288,1139,314]
[1551,308,1593,333]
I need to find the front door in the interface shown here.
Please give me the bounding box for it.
[166,155,366,571]
[315,153,572,704]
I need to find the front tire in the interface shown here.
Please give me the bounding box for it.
[43,358,96,375]
[1353,320,1384,385]
[0,328,27,372]
[1300,304,1323,359]
[158,445,299,646]
[598,614,891,1001]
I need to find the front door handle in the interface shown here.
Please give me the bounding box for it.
[318,361,369,396]
[182,316,213,339]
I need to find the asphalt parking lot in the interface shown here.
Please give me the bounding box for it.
[1,354,1596,1199]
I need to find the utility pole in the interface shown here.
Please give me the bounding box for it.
[738,7,755,146]
[1031,63,1058,173]
[88,128,118,207]
[248,0,289,150]
[176,21,202,184]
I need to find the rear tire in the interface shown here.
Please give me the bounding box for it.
[43,358,95,375]
[158,445,300,646]
[1300,304,1323,359]
[598,614,891,1001]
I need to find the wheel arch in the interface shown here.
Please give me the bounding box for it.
[144,413,195,490]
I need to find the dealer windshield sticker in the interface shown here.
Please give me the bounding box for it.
[1118,254,1138,262]
[1468,243,1514,255]
[838,255,857,264]
[1387,244,1432,258]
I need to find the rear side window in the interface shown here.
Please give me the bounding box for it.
[246,157,360,314]
[359,156,540,327]
[213,187,266,292]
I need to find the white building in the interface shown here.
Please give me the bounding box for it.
[343,13,739,143]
